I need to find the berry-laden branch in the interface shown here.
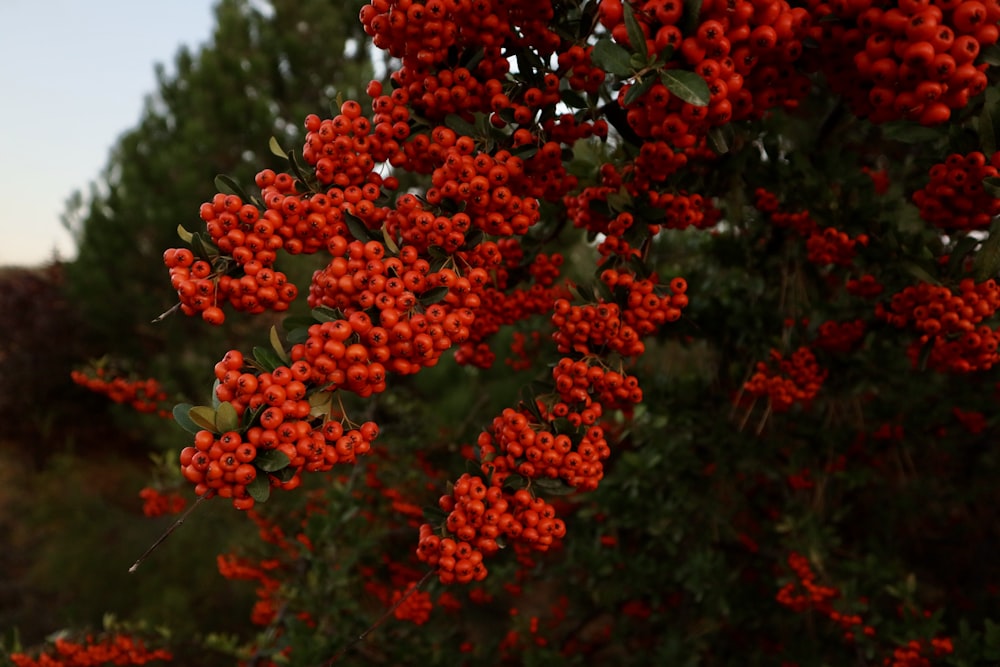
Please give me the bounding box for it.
[57,0,1000,662]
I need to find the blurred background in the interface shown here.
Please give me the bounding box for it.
[0,0,374,648]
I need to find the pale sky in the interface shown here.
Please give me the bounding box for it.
[0,0,218,267]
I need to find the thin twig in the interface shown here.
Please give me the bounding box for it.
[320,568,435,666]
[129,493,210,573]
[151,302,182,323]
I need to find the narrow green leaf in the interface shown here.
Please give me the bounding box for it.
[659,69,710,107]
[344,211,380,242]
[980,105,997,156]
[622,0,648,60]
[268,136,287,158]
[444,113,478,138]
[269,325,289,363]
[592,38,634,77]
[947,234,981,276]
[533,477,577,495]
[501,473,530,491]
[252,346,283,373]
[902,260,940,286]
[255,449,291,472]
[215,401,239,433]
[561,89,589,109]
[312,306,344,323]
[682,0,703,36]
[176,225,194,244]
[983,176,1000,198]
[707,125,730,154]
[172,403,202,434]
[287,327,310,345]
[980,44,1000,66]
[974,221,1000,281]
[214,174,249,201]
[419,286,450,305]
[623,75,656,105]
[191,233,220,262]
[382,225,400,255]
[881,121,942,144]
[246,474,271,502]
[188,406,218,432]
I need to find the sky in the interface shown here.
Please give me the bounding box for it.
[0,0,219,267]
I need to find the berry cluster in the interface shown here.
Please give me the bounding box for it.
[179,349,380,508]
[417,472,566,584]
[9,635,172,667]
[776,552,875,643]
[878,279,1000,372]
[884,637,954,667]
[804,0,998,124]
[744,346,827,412]
[70,367,170,416]
[876,278,1000,373]
[754,188,867,267]
[138,487,187,518]
[912,150,1000,231]
[391,582,434,625]
[814,318,867,354]
[552,271,687,357]
[605,0,813,144]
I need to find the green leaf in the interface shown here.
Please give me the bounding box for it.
[419,286,450,305]
[975,221,1000,281]
[592,38,634,77]
[255,449,291,472]
[444,113,478,138]
[268,136,287,159]
[269,325,289,363]
[623,75,656,105]
[561,89,589,109]
[214,174,249,201]
[659,69,710,107]
[622,0,648,61]
[980,44,1000,66]
[707,125,731,154]
[191,233,220,262]
[252,346,283,372]
[947,234,981,276]
[382,225,400,255]
[983,176,1000,198]
[246,474,271,503]
[502,473,530,491]
[172,403,202,434]
[286,327,310,345]
[902,259,940,286]
[533,477,577,495]
[682,0,703,35]
[312,306,344,323]
[981,104,997,157]
[176,225,194,244]
[344,210,380,242]
[188,406,218,432]
[215,401,239,433]
[881,121,942,144]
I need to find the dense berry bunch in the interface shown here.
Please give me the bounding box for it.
[138,487,187,517]
[9,635,172,667]
[178,349,380,508]
[803,0,998,124]
[744,346,827,412]
[814,318,867,354]
[912,150,1000,231]
[604,0,813,144]
[70,367,170,416]
[878,279,1000,372]
[754,188,867,266]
